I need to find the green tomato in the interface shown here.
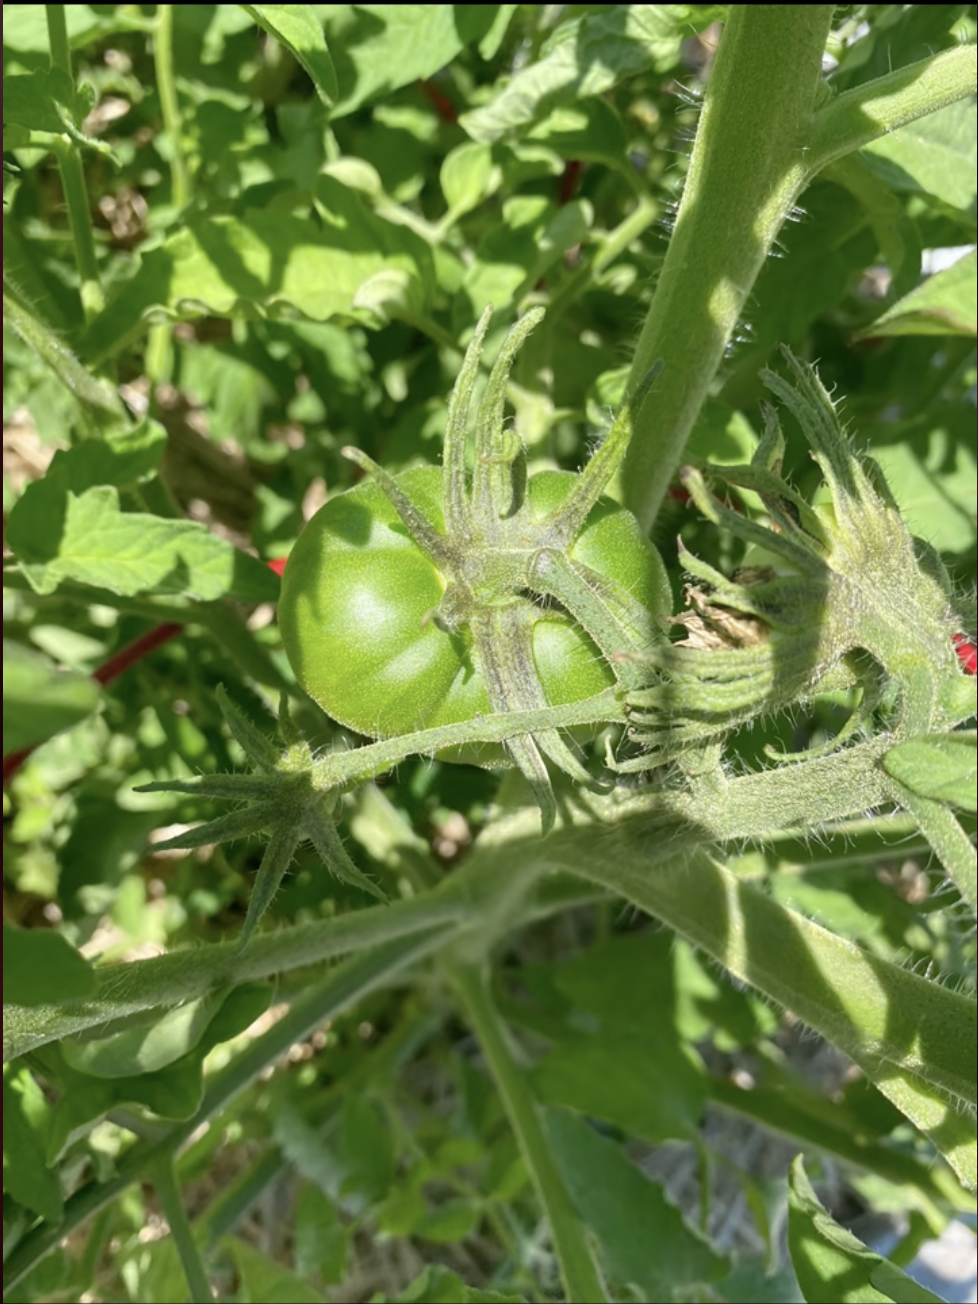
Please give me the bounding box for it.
[279,465,669,750]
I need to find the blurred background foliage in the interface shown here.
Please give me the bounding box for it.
[3,5,976,1302]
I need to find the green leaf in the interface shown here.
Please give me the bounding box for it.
[373,1265,528,1303]
[2,1064,63,1224]
[413,1198,481,1244]
[719,1258,805,1304]
[240,5,337,106]
[546,1108,727,1298]
[30,419,168,494]
[2,641,101,754]
[460,6,709,143]
[2,69,111,155]
[862,97,977,218]
[3,69,91,136]
[293,1184,350,1283]
[2,3,140,54]
[42,985,270,1159]
[859,250,977,338]
[526,100,629,169]
[339,1095,395,1204]
[463,196,591,313]
[7,483,279,603]
[2,926,95,1007]
[440,142,497,219]
[883,731,977,810]
[787,1157,945,1303]
[61,990,230,1077]
[869,403,977,555]
[84,199,433,362]
[532,1032,707,1142]
[324,6,502,119]
[225,1237,327,1303]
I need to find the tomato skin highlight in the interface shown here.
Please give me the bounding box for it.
[279,465,669,752]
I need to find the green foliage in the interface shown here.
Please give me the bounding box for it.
[3,6,976,1304]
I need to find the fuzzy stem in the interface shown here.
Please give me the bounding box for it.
[150,1157,213,1303]
[5,735,895,1060]
[52,141,103,317]
[449,962,608,1304]
[45,7,103,318]
[809,43,978,172]
[2,288,120,428]
[45,4,71,74]
[619,5,834,529]
[154,5,190,211]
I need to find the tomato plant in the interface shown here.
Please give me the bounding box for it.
[3,7,976,1304]
[280,310,670,789]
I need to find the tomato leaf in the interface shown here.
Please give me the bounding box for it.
[239,5,337,107]
[787,1156,945,1303]
[2,1065,64,1225]
[8,482,279,603]
[460,5,714,143]
[2,927,95,1007]
[883,730,977,810]
[323,6,503,119]
[85,199,434,363]
[862,97,977,218]
[532,1031,707,1143]
[546,1107,727,1297]
[2,641,101,754]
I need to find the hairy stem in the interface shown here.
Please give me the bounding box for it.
[45,4,71,75]
[150,1158,213,1303]
[449,962,608,1303]
[2,288,121,429]
[620,5,834,528]
[45,6,103,317]
[154,4,190,211]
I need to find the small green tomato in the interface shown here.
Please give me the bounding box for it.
[278,307,670,824]
[279,465,668,741]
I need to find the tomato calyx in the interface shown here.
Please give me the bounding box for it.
[621,351,974,769]
[342,307,664,831]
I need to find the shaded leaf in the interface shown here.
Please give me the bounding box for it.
[527,99,629,169]
[787,1157,945,1303]
[532,1031,707,1142]
[461,6,711,143]
[547,1108,727,1297]
[42,985,269,1160]
[869,403,977,555]
[241,5,337,106]
[2,926,96,1007]
[85,199,433,363]
[858,250,977,339]
[863,98,977,218]
[2,1064,63,1224]
[29,419,168,495]
[2,68,110,153]
[225,1237,326,1303]
[883,731,977,810]
[8,483,279,603]
[61,990,230,1078]
[324,6,502,118]
[372,1264,528,1303]
[2,640,101,754]
[339,1095,395,1204]
[2,3,140,54]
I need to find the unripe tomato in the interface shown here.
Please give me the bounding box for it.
[279,465,669,750]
